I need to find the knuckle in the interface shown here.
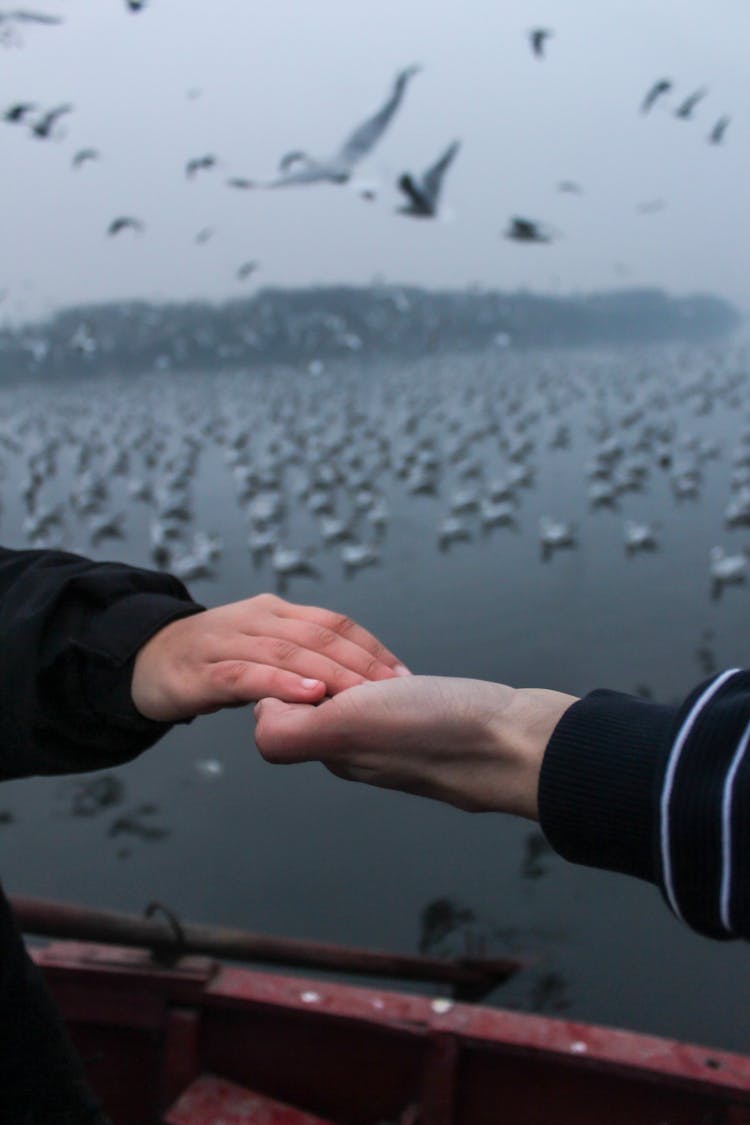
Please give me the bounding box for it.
[211,661,245,694]
[332,614,357,638]
[364,656,382,680]
[270,639,299,664]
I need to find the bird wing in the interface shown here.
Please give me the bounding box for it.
[7,10,63,23]
[641,80,670,112]
[421,140,460,206]
[396,172,428,212]
[336,65,419,170]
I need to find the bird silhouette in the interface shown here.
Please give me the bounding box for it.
[236,261,259,280]
[3,102,36,122]
[185,154,217,178]
[226,177,255,190]
[194,227,213,244]
[72,147,99,168]
[124,0,147,10]
[505,217,552,243]
[557,180,582,193]
[674,88,707,120]
[529,28,553,57]
[263,65,420,187]
[396,140,461,218]
[107,217,144,236]
[30,103,73,139]
[708,116,730,144]
[640,79,672,113]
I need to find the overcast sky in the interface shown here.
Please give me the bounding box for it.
[1,0,748,324]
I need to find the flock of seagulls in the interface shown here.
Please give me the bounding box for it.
[1,341,749,605]
[2,12,736,300]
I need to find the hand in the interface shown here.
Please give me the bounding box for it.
[132,593,410,722]
[253,676,577,819]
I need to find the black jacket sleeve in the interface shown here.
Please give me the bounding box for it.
[538,668,750,941]
[0,546,203,780]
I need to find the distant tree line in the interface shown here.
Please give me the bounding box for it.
[0,286,740,380]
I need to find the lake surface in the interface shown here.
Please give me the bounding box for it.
[2,338,750,1052]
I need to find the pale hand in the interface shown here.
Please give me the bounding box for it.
[131,593,410,722]
[253,676,577,819]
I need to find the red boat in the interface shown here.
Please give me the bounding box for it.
[17,897,750,1125]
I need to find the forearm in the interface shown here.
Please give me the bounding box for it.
[0,546,201,780]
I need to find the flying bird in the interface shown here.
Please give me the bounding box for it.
[557,180,582,194]
[640,79,672,113]
[194,227,214,244]
[72,147,99,168]
[124,0,147,10]
[236,260,259,280]
[3,101,36,122]
[504,217,552,243]
[262,64,420,187]
[107,217,144,236]
[226,176,255,190]
[30,103,73,139]
[0,9,63,25]
[708,116,730,144]
[185,154,217,178]
[636,198,666,214]
[674,88,707,120]
[529,28,553,57]
[396,140,460,218]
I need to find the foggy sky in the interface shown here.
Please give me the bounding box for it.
[1,0,748,324]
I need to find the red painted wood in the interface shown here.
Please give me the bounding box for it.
[164,1073,334,1124]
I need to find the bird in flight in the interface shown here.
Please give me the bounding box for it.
[636,198,666,215]
[529,28,553,57]
[557,180,582,194]
[124,0,147,10]
[504,217,552,243]
[674,88,707,120]
[107,217,144,236]
[259,65,420,187]
[72,147,99,168]
[708,116,730,144]
[236,261,259,280]
[186,154,217,178]
[396,140,461,218]
[640,79,672,113]
[226,176,255,190]
[3,101,36,122]
[194,227,214,244]
[30,103,73,139]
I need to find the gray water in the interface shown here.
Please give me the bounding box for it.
[2,339,750,1053]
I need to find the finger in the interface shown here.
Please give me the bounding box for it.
[240,617,402,684]
[214,635,375,694]
[253,697,331,763]
[263,600,410,674]
[202,662,326,709]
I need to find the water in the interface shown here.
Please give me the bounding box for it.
[1,339,750,1052]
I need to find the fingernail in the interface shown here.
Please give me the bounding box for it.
[394,664,412,677]
[301,677,323,689]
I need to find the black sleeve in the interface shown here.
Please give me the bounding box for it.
[538,669,750,941]
[0,546,203,780]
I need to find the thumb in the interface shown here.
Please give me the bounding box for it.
[253,697,330,764]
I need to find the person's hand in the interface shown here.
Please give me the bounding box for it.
[131,594,410,722]
[253,676,577,819]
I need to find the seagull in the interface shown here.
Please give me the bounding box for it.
[3,102,36,123]
[708,116,730,144]
[194,226,213,244]
[636,199,666,215]
[640,79,672,114]
[623,521,658,552]
[72,147,99,168]
[539,517,576,551]
[124,0,147,10]
[226,177,255,190]
[710,546,747,587]
[529,28,553,57]
[396,140,461,218]
[30,103,73,139]
[557,180,582,194]
[263,65,420,187]
[236,260,259,280]
[0,9,63,27]
[504,217,552,243]
[674,88,707,120]
[107,216,144,236]
[186,154,217,178]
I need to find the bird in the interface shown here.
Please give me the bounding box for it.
[539,517,576,551]
[194,227,214,244]
[674,88,707,120]
[504,217,552,243]
[0,9,63,27]
[396,140,461,218]
[636,199,666,215]
[226,177,255,190]
[708,116,730,144]
[263,65,420,188]
[3,102,36,123]
[124,0,147,10]
[72,148,99,168]
[185,154,217,178]
[623,521,658,552]
[640,79,672,114]
[710,546,747,587]
[236,261,259,281]
[107,217,144,236]
[30,103,73,139]
[529,28,553,57]
[557,180,582,194]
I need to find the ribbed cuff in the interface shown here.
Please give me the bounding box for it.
[538,689,676,885]
[79,593,204,731]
